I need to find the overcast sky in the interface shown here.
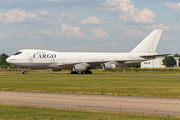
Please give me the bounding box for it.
[0,0,180,55]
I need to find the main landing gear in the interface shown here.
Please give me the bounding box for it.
[81,71,92,74]
[71,71,78,74]
[71,70,92,74]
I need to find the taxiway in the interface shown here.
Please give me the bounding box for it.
[0,91,180,116]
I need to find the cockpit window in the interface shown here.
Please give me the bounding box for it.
[13,51,22,55]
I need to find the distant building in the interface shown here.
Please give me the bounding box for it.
[141,57,179,68]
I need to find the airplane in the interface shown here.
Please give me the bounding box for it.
[6,29,170,74]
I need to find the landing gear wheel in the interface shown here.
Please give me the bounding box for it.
[81,71,92,74]
[81,71,86,74]
[22,71,27,74]
[71,71,78,74]
[88,71,92,74]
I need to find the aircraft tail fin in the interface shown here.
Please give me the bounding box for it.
[130,29,162,53]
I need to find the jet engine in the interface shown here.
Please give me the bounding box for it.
[73,64,87,72]
[50,69,62,71]
[102,63,116,70]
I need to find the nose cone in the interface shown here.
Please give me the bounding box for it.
[6,57,10,63]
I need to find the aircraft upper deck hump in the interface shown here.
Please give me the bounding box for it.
[130,29,162,53]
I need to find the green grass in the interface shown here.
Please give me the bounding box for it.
[1,71,180,97]
[0,104,178,120]
[4,67,180,74]
[103,68,180,73]
[57,68,180,73]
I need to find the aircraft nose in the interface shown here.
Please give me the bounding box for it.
[6,57,11,63]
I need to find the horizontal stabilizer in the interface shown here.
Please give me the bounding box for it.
[140,54,171,59]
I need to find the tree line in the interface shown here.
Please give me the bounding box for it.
[0,53,16,68]
[0,53,180,69]
[0,53,9,68]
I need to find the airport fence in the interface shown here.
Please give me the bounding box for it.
[0,68,32,73]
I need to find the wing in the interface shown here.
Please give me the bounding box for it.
[57,61,109,69]
[57,54,171,69]
[57,60,131,69]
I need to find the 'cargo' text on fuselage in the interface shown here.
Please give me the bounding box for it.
[33,54,56,59]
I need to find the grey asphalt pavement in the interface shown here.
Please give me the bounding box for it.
[0,91,180,116]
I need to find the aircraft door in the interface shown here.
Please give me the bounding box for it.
[132,57,135,60]
[52,58,55,63]
[29,56,33,63]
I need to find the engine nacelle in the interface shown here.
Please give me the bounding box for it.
[102,63,116,70]
[73,64,87,72]
[50,69,62,71]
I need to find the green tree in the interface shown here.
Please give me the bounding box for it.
[0,53,9,67]
[174,53,179,57]
[9,64,16,69]
[163,56,177,67]
[124,63,141,68]
[130,63,141,68]
[3,65,8,68]
[179,57,180,67]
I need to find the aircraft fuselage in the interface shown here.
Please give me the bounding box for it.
[6,49,151,70]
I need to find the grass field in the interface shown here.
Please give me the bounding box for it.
[0,70,180,97]
[1,70,180,119]
[101,68,180,73]
[3,67,180,74]
[0,104,178,120]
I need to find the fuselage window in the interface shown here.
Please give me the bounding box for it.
[13,51,22,55]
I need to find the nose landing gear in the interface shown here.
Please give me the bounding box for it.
[22,69,27,74]
[22,71,27,74]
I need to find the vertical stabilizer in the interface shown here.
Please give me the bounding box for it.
[130,29,162,53]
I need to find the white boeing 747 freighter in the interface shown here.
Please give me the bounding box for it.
[6,29,169,74]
